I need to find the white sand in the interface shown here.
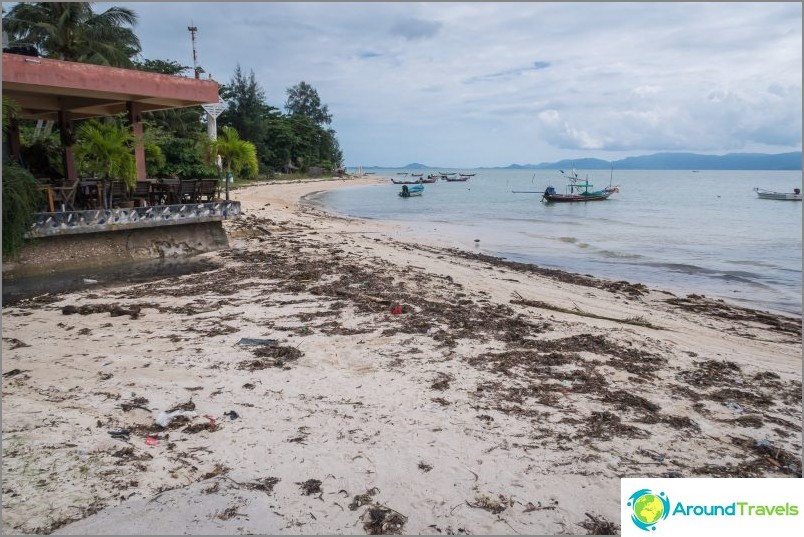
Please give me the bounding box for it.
[2,176,801,535]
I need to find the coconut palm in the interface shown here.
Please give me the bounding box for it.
[74,120,137,192]
[3,2,140,67]
[208,126,258,201]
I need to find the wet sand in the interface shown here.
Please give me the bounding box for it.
[2,175,801,535]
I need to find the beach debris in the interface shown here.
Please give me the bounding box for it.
[237,345,303,370]
[523,499,559,512]
[467,494,510,514]
[723,401,744,414]
[430,372,452,391]
[2,368,26,377]
[390,305,404,315]
[2,338,31,349]
[200,464,229,480]
[298,479,322,496]
[216,506,241,520]
[224,410,239,420]
[417,461,433,472]
[82,278,99,284]
[237,338,278,347]
[203,414,218,427]
[578,512,620,535]
[361,505,407,535]
[183,419,218,434]
[155,409,198,428]
[108,429,130,440]
[120,396,150,412]
[61,303,142,319]
[349,487,379,511]
[145,436,159,446]
[242,476,280,494]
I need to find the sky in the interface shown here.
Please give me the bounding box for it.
[22,2,804,167]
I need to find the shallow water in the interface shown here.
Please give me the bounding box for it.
[314,169,802,315]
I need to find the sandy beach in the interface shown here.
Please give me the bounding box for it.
[2,176,801,535]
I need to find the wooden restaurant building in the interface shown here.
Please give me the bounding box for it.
[2,52,241,281]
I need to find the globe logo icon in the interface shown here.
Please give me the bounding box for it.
[627,489,670,531]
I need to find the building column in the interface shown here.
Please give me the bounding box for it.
[58,111,78,183]
[127,102,146,181]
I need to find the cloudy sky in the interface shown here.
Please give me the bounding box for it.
[115,2,801,166]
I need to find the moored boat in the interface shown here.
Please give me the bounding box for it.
[753,187,802,201]
[399,184,424,197]
[391,177,422,184]
[542,169,619,202]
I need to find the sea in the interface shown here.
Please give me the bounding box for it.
[311,169,803,316]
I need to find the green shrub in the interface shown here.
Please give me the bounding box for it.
[2,163,41,259]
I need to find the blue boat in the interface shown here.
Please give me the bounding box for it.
[399,184,424,197]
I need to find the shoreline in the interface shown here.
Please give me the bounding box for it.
[2,176,801,535]
[301,179,801,318]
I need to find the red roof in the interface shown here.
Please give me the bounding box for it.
[2,53,219,120]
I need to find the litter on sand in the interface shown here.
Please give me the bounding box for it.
[155,410,198,428]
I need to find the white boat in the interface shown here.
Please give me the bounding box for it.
[754,187,802,201]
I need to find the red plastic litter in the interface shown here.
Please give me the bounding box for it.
[145,436,159,446]
[390,305,404,315]
[203,414,217,428]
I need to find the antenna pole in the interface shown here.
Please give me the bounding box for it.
[188,23,199,79]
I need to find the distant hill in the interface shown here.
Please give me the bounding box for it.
[524,152,802,171]
[360,152,802,171]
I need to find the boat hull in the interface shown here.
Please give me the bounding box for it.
[755,191,802,201]
[543,189,616,202]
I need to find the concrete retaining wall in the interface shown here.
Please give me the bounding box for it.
[4,221,231,280]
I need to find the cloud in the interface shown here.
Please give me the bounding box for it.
[464,61,551,84]
[390,18,442,41]
[115,1,801,166]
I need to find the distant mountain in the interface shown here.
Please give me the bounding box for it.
[360,152,801,171]
[526,152,802,171]
[400,162,429,169]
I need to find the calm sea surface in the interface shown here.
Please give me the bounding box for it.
[312,170,802,316]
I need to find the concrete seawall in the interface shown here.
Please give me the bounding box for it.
[3,221,229,279]
[3,202,240,282]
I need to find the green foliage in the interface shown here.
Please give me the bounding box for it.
[2,96,21,132]
[133,58,190,76]
[2,163,41,259]
[218,69,343,173]
[150,135,218,179]
[74,119,137,189]
[20,134,65,179]
[208,126,258,179]
[3,2,141,67]
[285,81,332,126]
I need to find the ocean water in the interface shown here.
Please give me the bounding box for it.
[313,170,802,316]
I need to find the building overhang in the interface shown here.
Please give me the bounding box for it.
[2,53,220,120]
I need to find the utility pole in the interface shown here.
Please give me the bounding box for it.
[188,23,199,79]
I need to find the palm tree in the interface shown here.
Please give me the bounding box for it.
[3,2,140,67]
[208,126,258,201]
[74,120,136,191]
